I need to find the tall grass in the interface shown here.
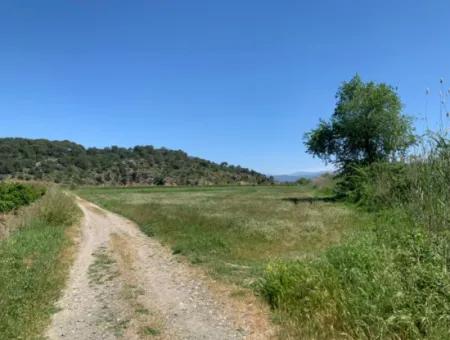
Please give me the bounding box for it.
[260,133,450,339]
[0,186,80,339]
[260,213,450,339]
[405,135,450,232]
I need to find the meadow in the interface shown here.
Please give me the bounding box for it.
[77,185,372,287]
[77,147,450,340]
[75,184,379,338]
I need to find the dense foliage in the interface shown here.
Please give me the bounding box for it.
[304,75,415,171]
[0,138,271,185]
[0,182,45,213]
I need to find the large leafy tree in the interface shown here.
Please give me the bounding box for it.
[304,75,415,170]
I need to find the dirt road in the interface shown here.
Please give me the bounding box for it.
[46,198,273,339]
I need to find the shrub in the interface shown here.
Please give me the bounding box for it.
[335,162,411,210]
[0,182,46,213]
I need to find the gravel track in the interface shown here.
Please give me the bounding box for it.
[46,198,273,340]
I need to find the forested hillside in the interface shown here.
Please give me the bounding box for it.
[0,138,272,185]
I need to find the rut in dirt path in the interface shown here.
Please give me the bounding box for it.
[46,198,273,340]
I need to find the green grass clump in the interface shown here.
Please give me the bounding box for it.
[0,187,80,339]
[142,326,161,336]
[0,182,45,213]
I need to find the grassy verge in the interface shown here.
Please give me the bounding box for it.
[0,187,80,339]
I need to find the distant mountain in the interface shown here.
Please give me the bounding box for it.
[0,138,272,186]
[271,171,328,183]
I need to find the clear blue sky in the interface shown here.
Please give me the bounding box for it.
[1,1,449,174]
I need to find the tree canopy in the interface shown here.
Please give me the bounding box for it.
[304,75,415,170]
[0,138,272,185]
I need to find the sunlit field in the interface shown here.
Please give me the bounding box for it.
[77,185,372,286]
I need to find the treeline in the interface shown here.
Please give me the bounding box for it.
[0,138,272,186]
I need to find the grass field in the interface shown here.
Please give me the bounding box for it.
[77,185,373,287]
[77,182,450,339]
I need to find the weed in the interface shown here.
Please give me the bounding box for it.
[135,305,150,315]
[142,326,161,336]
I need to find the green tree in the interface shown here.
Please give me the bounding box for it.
[304,75,415,171]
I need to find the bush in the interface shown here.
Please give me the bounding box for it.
[337,134,450,231]
[335,162,411,210]
[0,182,45,213]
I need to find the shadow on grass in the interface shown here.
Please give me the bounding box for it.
[282,196,337,205]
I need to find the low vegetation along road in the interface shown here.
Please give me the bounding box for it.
[46,198,273,339]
